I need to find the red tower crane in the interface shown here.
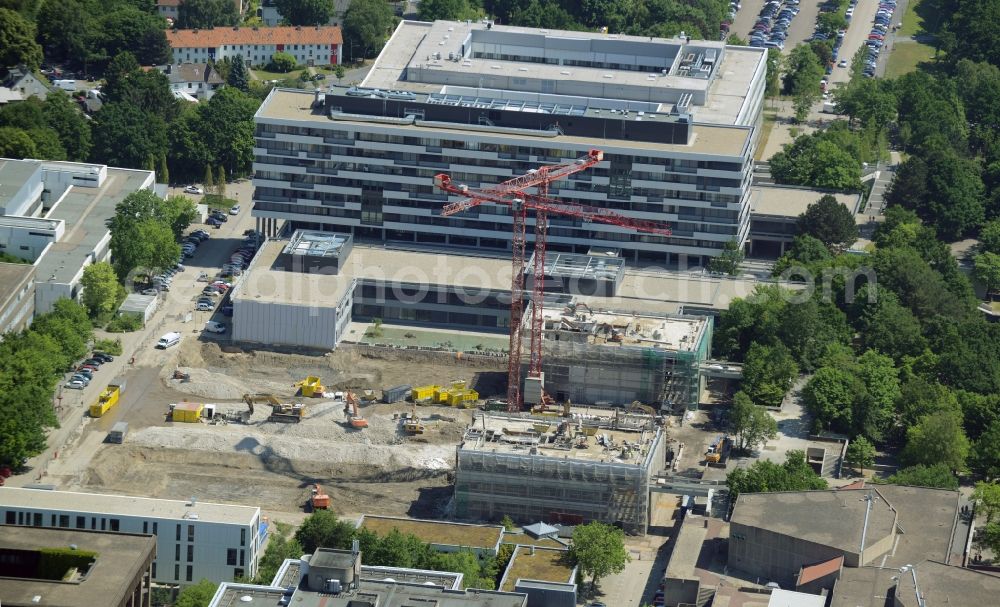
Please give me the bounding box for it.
[434,150,672,411]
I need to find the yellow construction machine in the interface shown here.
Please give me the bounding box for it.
[244,393,307,423]
[346,392,368,429]
[403,405,425,435]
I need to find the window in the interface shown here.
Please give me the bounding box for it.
[239,549,245,567]
[188,525,195,542]
[186,565,193,582]
[176,524,181,541]
[109,519,119,532]
[91,517,96,530]
[143,521,148,534]
[234,568,244,580]
[50,514,56,526]
[227,549,238,566]
[153,522,158,535]
[187,545,194,562]
[175,564,180,581]
[175,545,181,561]
[4,512,14,525]
[58,515,69,528]
[100,518,106,531]
[33,513,42,527]
[76,516,85,529]
[152,562,157,579]
[240,528,246,547]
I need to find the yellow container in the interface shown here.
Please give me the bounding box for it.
[411,385,440,402]
[297,376,324,397]
[172,402,204,423]
[89,386,120,418]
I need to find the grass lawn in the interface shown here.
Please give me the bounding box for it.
[898,0,924,37]
[251,68,302,81]
[885,41,935,78]
[755,113,778,161]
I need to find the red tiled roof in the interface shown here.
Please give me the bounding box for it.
[796,555,844,586]
[166,25,343,48]
[838,480,866,491]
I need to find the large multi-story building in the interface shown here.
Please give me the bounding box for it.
[251,20,767,266]
[166,25,343,67]
[0,488,262,585]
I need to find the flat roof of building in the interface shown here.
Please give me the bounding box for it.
[363,21,765,126]
[0,215,61,232]
[119,293,156,314]
[730,488,897,556]
[358,515,503,551]
[461,413,661,464]
[291,580,526,607]
[283,230,351,258]
[0,261,34,306]
[872,484,959,567]
[829,567,899,607]
[664,515,708,580]
[0,158,39,206]
[257,89,752,157]
[539,305,709,352]
[751,185,861,218]
[36,167,153,284]
[0,526,155,607]
[499,546,574,592]
[895,560,1000,605]
[0,487,260,525]
[235,238,774,312]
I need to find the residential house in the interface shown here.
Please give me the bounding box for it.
[2,66,51,101]
[160,62,225,101]
[166,25,342,68]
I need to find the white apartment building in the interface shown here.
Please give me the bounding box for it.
[166,25,343,68]
[250,20,767,266]
[0,488,262,585]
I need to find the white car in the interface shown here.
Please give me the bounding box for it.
[184,185,204,195]
[205,320,227,334]
[64,380,86,390]
[197,301,214,311]
[229,204,241,215]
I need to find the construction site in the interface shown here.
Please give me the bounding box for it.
[454,407,666,534]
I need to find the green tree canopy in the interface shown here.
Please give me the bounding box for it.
[845,436,876,472]
[268,51,297,73]
[728,391,778,453]
[883,463,959,489]
[80,262,125,319]
[568,521,630,590]
[707,239,745,276]
[974,252,1000,294]
[294,510,356,554]
[195,87,260,177]
[797,195,860,250]
[901,409,970,472]
[972,481,1000,522]
[726,450,828,501]
[227,54,250,92]
[43,91,92,161]
[254,522,303,584]
[177,0,240,29]
[770,133,863,192]
[741,342,799,408]
[343,0,396,60]
[91,102,168,171]
[0,7,42,68]
[419,0,479,20]
[275,0,334,25]
[0,126,37,158]
[971,421,1000,480]
[175,579,218,607]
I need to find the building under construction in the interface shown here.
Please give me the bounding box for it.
[454,410,665,534]
[532,302,712,409]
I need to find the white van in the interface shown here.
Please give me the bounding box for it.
[53,79,76,91]
[156,332,182,349]
[204,321,226,334]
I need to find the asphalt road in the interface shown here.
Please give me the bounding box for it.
[829,0,885,86]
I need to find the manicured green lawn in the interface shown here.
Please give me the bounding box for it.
[251,68,302,81]
[884,41,935,78]
[898,0,924,37]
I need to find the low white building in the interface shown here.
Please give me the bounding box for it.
[166,25,343,68]
[0,487,263,585]
[160,63,225,101]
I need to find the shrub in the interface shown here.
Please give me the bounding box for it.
[106,314,143,333]
[93,338,124,356]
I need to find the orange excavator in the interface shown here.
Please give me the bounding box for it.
[310,484,330,510]
[346,392,368,429]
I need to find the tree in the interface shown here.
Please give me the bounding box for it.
[343,0,396,60]
[845,436,876,473]
[98,7,171,67]
[883,463,959,489]
[419,0,478,21]
[91,103,168,171]
[227,54,250,92]
[726,450,828,501]
[971,422,1000,480]
[982,220,1000,255]
[500,514,516,531]
[973,481,1000,523]
[334,64,346,83]
[269,51,297,73]
[974,252,1000,296]
[275,0,334,25]
[215,166,226,197]
[728,391,778,453]
[773,234,832,276]
[136,219,181,273]
[80,262,124,319]
[816,11,847,35]
[160,196,199,239]
[203,164,214,191]
[196,87,260,177]
[294,510,356,554]
[802,365,863,434]
[43,91,92,161]
[568,521,630,591]
[175,579,218,607]
[770,135,862,192]
[0,8,42,68]
[857,292,927,363]
[0,126,37,159]
[255,522,303,584]
[157,153,169,185]
[707,239,744,275]
[797,195,859,250]
[901,410,970,472]
[177,0,240,29]
[741,342,799,408]
[712,284,789,361]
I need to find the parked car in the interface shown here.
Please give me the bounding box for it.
[205,320,227,334]
[92,352,113,363]
[229,204,241,215]
[207,217,222,227]
[197,301,214,311]
[183,185,204,195]
[72,372,92,382]
[838,59,848,68]
[64,380,86,390]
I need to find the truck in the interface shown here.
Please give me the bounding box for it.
[107,422,128,444]
[53,79,76,92]
[89,379,126,418]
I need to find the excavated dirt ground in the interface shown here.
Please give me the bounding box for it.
[59,341,506,518]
